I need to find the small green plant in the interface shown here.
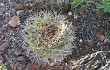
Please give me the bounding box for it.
[70,0,86,8]
[96,0,110,13]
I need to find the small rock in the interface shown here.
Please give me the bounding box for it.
[0,2,5,8]
[28,10,33,14]
[15,3,24,10]
[98,35,105,41]
[0,2,5,12]
[0,12,3,16]
[17,56,24,61]
[9,16,20,27]
[79,39,83,43]
[49,63,55,66]
[14,50,22,56]
[16,10,24,16]
[68,12,72,16]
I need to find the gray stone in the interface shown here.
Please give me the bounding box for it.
[14,50,22,56]
[16,10,24,16]
[17,56,24,61]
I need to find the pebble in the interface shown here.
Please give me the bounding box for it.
[17,56,24,61]
[49,63,55,66]
[14,50,22,56]
[15,3,24,10]
[0,2,5,7]
[0,2,5,12]
[98,35,105,41]
[9,16,20,27]
[28,10,33,14]
[16,10,24,16]
[68,12,72,16]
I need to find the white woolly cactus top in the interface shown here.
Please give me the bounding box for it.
[26,11,72,59]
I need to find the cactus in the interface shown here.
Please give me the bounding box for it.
[26,11,72,59]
